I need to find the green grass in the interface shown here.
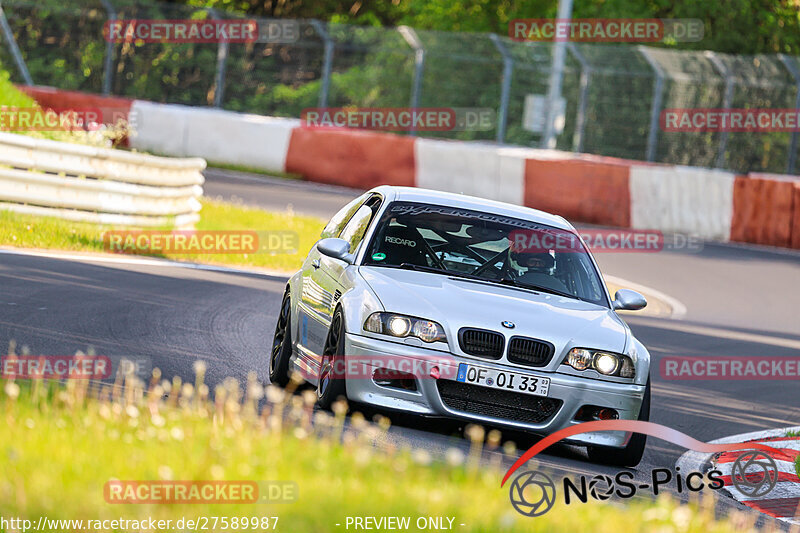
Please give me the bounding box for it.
[190,199,324,271]
[789,431,800,479]
[0,69,36,108]
[0,363,772,533]
[0,199,325,272]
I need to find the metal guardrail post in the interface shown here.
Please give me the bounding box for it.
[310,20,333,109]
[566,43,591,153]
[779,54,800,175]
[638,46,665,162]
[398,26,425,136]
[489,34,512,144]
[208,8,229,108]
[99,0,116,95]
[705,51,734,169]
[540,0,573,149]
[0,0,32,85]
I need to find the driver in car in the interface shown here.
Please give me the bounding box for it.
[507,246,571,295]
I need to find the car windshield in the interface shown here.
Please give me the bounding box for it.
[362,201,608,306]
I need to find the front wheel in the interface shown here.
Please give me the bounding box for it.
[268,292,293,387]
[587,378,650,468]
[317,308,347,409]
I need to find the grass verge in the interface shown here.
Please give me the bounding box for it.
[0,362,772,533]
[0,199,325,272]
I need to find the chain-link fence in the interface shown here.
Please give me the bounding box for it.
[2,0,800,174]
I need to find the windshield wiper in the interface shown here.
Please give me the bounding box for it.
[495,277,577,300]
[397,263,484,281]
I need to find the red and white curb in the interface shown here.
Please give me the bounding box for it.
[677,426,800,525]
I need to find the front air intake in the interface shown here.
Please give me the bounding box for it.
[458,328,504,359]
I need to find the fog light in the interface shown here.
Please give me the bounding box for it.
[594,353,619,375]
[574,405,620,422]
[373,369,417,391]
[597,408,619,420]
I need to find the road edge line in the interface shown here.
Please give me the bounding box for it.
[0,247,292,279]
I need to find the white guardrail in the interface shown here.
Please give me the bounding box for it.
[0,132,206,227]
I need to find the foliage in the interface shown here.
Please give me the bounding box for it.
[170,0,800,55]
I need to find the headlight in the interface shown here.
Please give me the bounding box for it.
[364,312,447,343]
[594,352,619,375]
[566,348,593,370]
[563,348,635,378]
[388,316,411,336]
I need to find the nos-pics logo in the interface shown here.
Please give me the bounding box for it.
[508,450,778,517]
[509,471,557,517]
[501,421,784,518]
[509,467,724,516]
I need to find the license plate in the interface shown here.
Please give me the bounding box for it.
[456,363,550,397]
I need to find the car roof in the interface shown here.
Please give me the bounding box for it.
[367,186,575,231]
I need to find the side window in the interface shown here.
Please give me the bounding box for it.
[339,204,376,253]
[320,195,367,239]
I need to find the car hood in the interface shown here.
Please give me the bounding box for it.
[359,266,629,364]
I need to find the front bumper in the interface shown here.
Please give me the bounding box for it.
[343,332,646,449]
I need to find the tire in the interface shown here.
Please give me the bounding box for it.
[317,307,347,409]
[587,378,650,468]
[268,291,293,387]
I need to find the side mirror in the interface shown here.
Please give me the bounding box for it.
[317,238,355,264]
[612,289,647,311]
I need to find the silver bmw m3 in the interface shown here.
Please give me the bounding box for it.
[270,186,651,467]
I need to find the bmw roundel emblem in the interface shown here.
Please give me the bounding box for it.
[501,321,515,329]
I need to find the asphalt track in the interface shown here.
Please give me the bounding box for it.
[2,168,799,526]
[203,168,359,219]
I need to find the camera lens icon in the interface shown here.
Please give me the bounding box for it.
[509,470,557,517]
[732,450,779,498]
